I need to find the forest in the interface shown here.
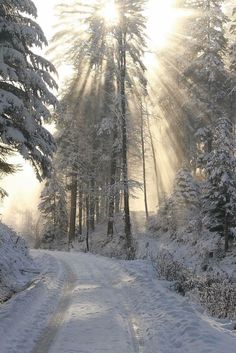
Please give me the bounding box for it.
[0,0,236,333]
[35,0,236,258]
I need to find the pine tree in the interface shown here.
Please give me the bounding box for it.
[0,144,17,198]
[39,169,68,246]
[183,0,230,130]
[156,194,174,233]
[56,77,112,244]
[0,0,57,179]
[56,109,86,244]
[173,167,200,207]
[194,125,213,173]
[202,116,236,251]
[171,166,200,228]
[228,6,236,100]
[52,0,147,258]
[229,7,236,74]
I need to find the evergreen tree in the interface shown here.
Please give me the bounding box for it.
[156,194,175,233]
[229,7,236,75]
[202,116,236,251]
[228,6,236,101]
[194,125,213,173]
[39,169,68,246]
[0,144,17,198]
[173,167,200,208]
[171,166,200,228]
[56,76,112,244]
[156,0,230,174]
[0,0,57,179]
[52,0,147,258]
[182,0,230,161]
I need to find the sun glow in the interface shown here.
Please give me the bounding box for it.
[146,0,176,49]
[101,1,119,25]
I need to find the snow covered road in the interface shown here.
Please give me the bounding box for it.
[0,251,235,353]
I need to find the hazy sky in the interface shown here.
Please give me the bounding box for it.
[35,0,58,39]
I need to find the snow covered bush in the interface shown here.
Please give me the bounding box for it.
[155,251,188,283]
[147,245,236,319]
[197,277,236,319]
[0,222,36,302]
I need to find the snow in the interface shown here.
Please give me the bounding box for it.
[0,223,36,302]
[0,250,235,353]
[0,251,66,353]
[70,211,236,318]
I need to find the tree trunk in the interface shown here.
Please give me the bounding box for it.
[140,103,149,220]
[118,12,133,259]
[68,174,77,244]
[224,213,229,252]
[95,186,100,224]
[86,193,90,252]
[115,189,121,214]
[100,184,106,221]
[53,192,56,241]
[78,183,83,235]
[105,176,109,216]
[147,114,163,203]
[107,128,118,237]
[89,177,95,232]
[115,159,121,214]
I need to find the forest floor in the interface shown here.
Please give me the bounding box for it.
[0,250,235,353]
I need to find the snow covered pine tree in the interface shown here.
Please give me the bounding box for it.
[39,169,68,248]
[172,166,200,229]
[0,0,57,179]
[202,117,236,251]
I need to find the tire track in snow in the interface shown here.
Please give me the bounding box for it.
[0,252,66,353]
[32,262,77,353]
[108,262,147,353]
[94,258,146,353]
[45,252,146,353]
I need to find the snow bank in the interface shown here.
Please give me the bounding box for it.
[0,251,67,353]
[0,222,37,302]
[136,219,236,320]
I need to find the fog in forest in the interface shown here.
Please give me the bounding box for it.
[0,0,180,234]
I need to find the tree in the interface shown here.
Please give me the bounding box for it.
[138,99,149,219]
[171,166,200,228]
[202,116,236,251]
[56,109,84,244]
[116,1,147,257]
[56,76,111,244]
[228,6,236,104]
[52,0,148,258]
[173,167,199,207]
[182,0,231,164]
[0,145,18,198]
[0,0,57,179]
[39,169,68,246]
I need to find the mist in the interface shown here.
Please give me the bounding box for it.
[0,156,42,243]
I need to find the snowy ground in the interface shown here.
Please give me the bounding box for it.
[0,250,235,353]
